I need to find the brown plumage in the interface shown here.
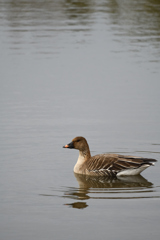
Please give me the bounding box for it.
[63,136,157,176]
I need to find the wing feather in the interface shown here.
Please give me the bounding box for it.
[85,153,157,176]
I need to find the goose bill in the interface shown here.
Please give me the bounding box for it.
[63,141,74,149]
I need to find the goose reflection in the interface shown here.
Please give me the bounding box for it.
[74,173,153,189]
[64,173,153,209]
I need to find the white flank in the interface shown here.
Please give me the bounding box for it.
[117,164,150,176]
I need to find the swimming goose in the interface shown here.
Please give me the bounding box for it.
[63,136,157,176]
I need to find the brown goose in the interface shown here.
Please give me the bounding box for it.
[63,136,157,177]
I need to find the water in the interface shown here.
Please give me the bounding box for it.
[0,1,160,239]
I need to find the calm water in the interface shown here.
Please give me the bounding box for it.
[0,1,160,239]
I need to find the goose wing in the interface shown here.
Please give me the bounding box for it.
[86,154,157,176]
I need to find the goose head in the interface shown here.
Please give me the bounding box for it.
[63,136,89,152]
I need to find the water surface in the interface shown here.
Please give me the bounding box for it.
[0,1,160,240]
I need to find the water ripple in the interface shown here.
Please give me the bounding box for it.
[39,174,160,209]
[60,174,160,209]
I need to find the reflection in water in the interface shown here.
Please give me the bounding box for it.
[63,0,93,21]
[1,0,160,56]
[65,202,88,209]
[63,173,156,209]
[74,172,153,189]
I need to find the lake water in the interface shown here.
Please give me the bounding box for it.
[0,1,160,239]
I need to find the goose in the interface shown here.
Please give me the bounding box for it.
[63,136,157,177]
